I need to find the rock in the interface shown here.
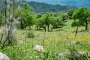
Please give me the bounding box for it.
[77,52,84,56]
[58,50,71,58]
[88,54,90,58]
[0,52,10,60]
[34,45,44,52]
[58,53,64,57]
[71,41,77,44]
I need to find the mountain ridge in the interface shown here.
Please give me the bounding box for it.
[25,0,90,8]
[27,1,76,13]
[0,0,76,13]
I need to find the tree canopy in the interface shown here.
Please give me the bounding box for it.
[72,7,90,30]
[20,3,34,29]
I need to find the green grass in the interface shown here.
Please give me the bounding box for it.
[0,20,90,60]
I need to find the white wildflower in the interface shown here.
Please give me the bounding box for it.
[30,56,32,59]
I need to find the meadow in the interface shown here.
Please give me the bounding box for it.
[0,20,90,60]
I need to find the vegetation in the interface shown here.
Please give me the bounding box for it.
[19,3,34,29]
[0,0,76,14]
[0,0,90,60]
[26,31,35,38]
[28,1,76,14]
[72,7,90,36]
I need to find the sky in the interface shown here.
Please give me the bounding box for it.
[25,0,90,8]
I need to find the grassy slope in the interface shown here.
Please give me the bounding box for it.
[0,20,90,60]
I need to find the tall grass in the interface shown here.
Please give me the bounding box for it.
[0,20,90,60]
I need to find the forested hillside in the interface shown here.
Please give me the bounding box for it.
[0,0,76,13]
[27,1,76,13]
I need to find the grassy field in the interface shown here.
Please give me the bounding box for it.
[0,20,90,60]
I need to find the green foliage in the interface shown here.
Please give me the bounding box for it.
[68,9,76,19]
[72,7,90,30]
[26,31,35,38]
[34,12,65,31]
[68,44,78,60]
[67,44,89,60]
[62,13,69,21]
[20,3,34,29]
[1,27,90,60]
[73,7,90,23]
[43,13,51,26]
[35,13,43,28]
[71,20,79,27]
[0,14,4,26]
[51,17,63,28]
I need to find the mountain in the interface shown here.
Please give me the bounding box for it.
[0,0,76,14]
[27,1,76,13]
[25,0,90,8]
[0,0,3,12]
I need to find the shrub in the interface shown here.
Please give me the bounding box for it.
[26,31,35,38]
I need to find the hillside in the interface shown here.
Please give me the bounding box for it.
[27,1,76,13]
[26,0,90,8]
[0,0,3,12]
[0,0,76,13]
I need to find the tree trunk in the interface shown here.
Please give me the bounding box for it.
[85,20,88,31]
[4,0,7,24]
[36,26,39,30]
[0,33,3,43]
[20,20,27,29]
[47,25,49,32]
[29,26,31,30]
[43,26,46,32]
[75,25,78,37]
[20,20,24,29]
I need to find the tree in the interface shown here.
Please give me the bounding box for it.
[51,16,63,28]
[20,3,34,29]
[42,13,52,32]
[34,12,64,31]
[35,12,53,32]
[68,9,76,19]
[35,13,43,30]
[72,7,90,37]
[62,13,69,21]
[0,0,21,48]
[50,12,64,28]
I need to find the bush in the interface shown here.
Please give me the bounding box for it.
[26,31,35,38]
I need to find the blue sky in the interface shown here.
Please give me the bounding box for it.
[25,0,90,8]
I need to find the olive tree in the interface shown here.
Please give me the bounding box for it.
[20,3,34,29]
[0,0,21,48]
[72,7,90,37]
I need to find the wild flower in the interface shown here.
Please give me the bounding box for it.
[67,34,74,39]
[30,56,32,59]
[71,41,77,44]
[35,56,39,58]
[44,39,49,44]
[55,36,61,42]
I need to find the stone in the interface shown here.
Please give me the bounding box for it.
[0,52,10,60]
[34,45,44,52]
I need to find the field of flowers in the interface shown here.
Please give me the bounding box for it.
[0,29,90,60]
